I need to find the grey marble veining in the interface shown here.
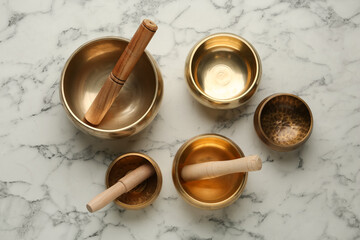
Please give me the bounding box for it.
[1,0,360,239]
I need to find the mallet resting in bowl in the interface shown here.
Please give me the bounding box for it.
[87,163,155,212]
[181,155,262,182]
[85,19,158,125]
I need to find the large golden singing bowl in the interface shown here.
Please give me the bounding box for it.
[106,153,162,210]
[254,93,313,152]
[172,134,247,209]
[185,33,261,109]
[60,37,163,139]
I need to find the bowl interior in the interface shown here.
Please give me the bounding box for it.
[260,95,312,147]
[190,35,258,101]
[107,154,159,207]
[63,38,157,130]
[176,136,246,205]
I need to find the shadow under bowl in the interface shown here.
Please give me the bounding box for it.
[60,37,163,139]
[185,33,261,109]
[172,134,247,209]
[254,93,313,152]
[106,153,162,210]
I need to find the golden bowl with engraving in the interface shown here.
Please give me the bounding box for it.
[106,153,162,210]
[254,93,313,151]
[60,37,163,139]
[172,134,247,209]
[185,33,261,109]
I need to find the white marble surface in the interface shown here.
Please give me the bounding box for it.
[1,0,360,239]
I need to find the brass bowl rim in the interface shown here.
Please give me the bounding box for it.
[186,32,261,103]
[105,152,162,210]
[254,93,314,151]
[60,36,160,133]
[172,133,248,209]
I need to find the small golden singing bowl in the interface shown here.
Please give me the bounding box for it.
[106,153,162,210]
[254,93,313,152]
[60,37,163,139]
[185,33,261,109]
[172,134,247,209]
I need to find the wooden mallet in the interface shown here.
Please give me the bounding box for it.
[84,19,158,125]
[181,155,262,182]
[86,163,155,212]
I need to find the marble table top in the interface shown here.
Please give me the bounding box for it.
[1,0,359,239]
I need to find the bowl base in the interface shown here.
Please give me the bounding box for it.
[195,47,250,100]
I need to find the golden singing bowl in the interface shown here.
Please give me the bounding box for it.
[254,93,313,152]
[106,153,162,210]
[172,134,247,209]
[60,37,163,139]
[185,33,261,109]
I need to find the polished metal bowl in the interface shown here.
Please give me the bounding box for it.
[185,33,261,109]
[172,134,247,209]
[106,153,162,210]
[60,37,163,139]
[254,93,313,151]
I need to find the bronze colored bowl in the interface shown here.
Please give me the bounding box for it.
[172,134,247,209]
[106,153,162,210]
[185,33,262,109]
[60,37,163,139]
[254,93,313,151]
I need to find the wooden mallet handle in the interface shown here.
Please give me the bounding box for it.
[181,155,262,182]
[84,19,158,125]
[86,163,155,212]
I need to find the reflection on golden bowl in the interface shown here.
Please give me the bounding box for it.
[106,153,162,210]
[60,37,163,139]
[185,33,261,109]
[254,93,313,152]
[172,134,247,209]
